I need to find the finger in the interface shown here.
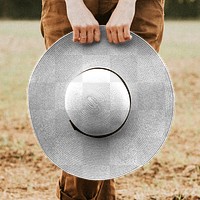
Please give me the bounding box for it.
[94,26,100,42]
[87,26,94,43]
[111,27,119,44]
[117,26,126,43]
[73,27,80,42]
[106,27,112,43]
[124,25,131,40]
[80,27,87,44]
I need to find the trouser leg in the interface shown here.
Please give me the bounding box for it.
[40,0,72,48]
[56,171,116,200]
[40,1,116,199]
[131,0,165,52]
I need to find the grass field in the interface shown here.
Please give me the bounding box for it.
[0,20,200,200]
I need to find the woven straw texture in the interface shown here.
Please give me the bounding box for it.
[28,26,174,180]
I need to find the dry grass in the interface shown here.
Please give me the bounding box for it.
[0,20,200,199]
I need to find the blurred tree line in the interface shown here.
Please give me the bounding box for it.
[0,0,200,19]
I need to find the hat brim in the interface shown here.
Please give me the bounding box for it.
[28,26,174,180]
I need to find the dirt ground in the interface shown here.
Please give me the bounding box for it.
[0,21,200,199]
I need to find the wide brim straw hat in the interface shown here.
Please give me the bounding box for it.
[28,26,174,180]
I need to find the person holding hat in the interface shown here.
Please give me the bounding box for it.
[40,0,165,199]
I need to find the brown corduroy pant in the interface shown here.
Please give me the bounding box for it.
[40,0,165,199]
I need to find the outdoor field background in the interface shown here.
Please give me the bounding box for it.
[0,20,200,199]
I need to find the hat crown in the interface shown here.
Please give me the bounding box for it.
[65,68,131,137]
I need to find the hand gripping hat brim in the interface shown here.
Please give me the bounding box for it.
[28,26,174,180]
